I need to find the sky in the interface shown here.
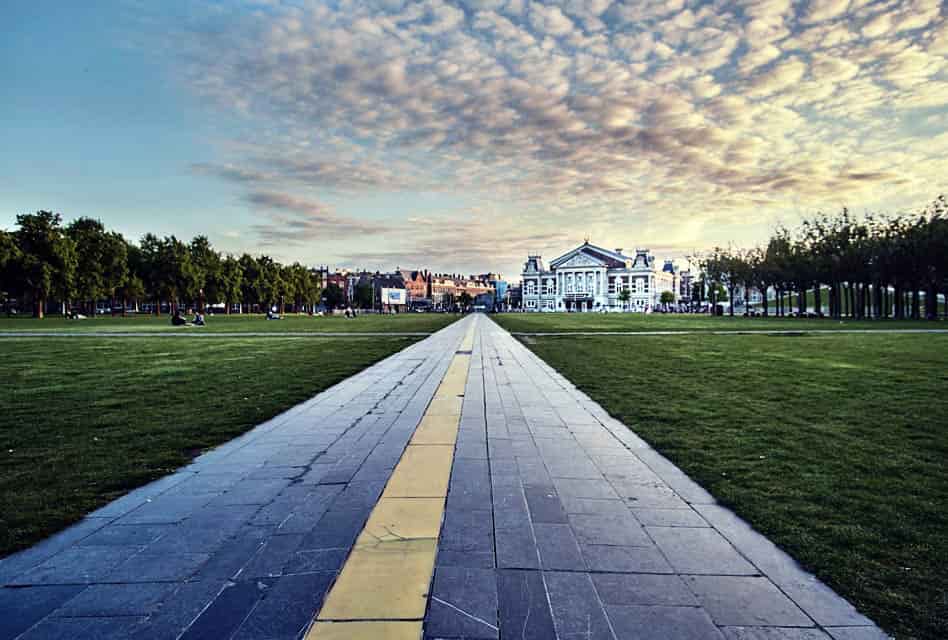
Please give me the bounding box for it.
[2,0,946,280]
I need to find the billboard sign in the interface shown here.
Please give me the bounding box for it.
[381,288,406,305]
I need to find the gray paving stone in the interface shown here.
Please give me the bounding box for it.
[630,507,709,527]
[543,571,615,640]
[533,524,585,571]
[580,544,675,574]
[427,567,499,639]
[9,545,142,585]
[124,580,226,640]
[684,575,812,626]
[104,551,211,583]
[231,572,335,640]
[284,549,348,574]
[722,628,832,640]
[592,573,697,606]
[496,570,555,640]
[646,526,758,575]
[569,512,652,547]
[437,549,495,569]
[193,527,268,580]
[52,582,175,617]
[495,527,540,570]
[76,524,174,547]
[16,616,143,640]
[552,478,619,500]
[824,627,893,640]
[0,584,85,640]
[558,496,630,517]
[441,509,494,554]
[178,578,275,640]
[523,487,567,523]
[0,519,111,585]
[693,503,875,627]
[605,604,725,640]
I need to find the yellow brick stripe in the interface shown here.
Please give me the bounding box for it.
[306,324,475,639]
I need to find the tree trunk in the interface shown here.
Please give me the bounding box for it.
[912,289,920,319]
[35,293,45,319]
[798,289,805,316]
[728,286,735,316]
[814,285,822,317]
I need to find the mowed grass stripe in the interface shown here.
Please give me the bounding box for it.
[307,325,475,638]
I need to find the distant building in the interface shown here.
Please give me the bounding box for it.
[521,240,681,312]
[429,273,493,309]
[399,269,431,308]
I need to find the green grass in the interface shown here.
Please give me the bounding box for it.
[0,334,429,557]
[513,329,947,640]
[494,311,944,333]
[0,313,460,334]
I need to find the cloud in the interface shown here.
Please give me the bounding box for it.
[245,191,387,244]
[146,0,948,274]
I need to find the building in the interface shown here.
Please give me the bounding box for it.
[399,269,431,308]
[429,273,493,309]
[521,241,681,312]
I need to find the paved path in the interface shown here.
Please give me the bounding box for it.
[0,315,890,639]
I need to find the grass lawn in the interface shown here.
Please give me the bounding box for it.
[0,312,460,334]
[494,311,944,333]
[509,328,947,640]
[0,333,431,557]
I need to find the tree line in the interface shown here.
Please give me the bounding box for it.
[0,211,336,318]
[698,196,948,320]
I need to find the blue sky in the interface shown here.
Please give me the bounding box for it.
[3,0,946,278]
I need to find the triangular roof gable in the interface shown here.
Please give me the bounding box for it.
[550,243,628,269]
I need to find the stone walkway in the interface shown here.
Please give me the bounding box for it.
[0,315,890,639]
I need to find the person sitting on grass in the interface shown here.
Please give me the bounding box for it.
[193,312,206,326]
[171,310,187,326]
[266,307,281,320]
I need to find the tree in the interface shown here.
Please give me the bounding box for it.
[0,230,23,311]
[256,255,282,313]
[14,211,76,318]
[238,253,262,312]
[458,291,473,309]
[354,281,374,309]
[322,283,345,310]
[618,287,631,310]
[660,290,675,306]
[66,218,109,314]
[189,236,221,312]
[218,255,243,313]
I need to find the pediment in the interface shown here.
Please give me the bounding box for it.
[556,252,604,268]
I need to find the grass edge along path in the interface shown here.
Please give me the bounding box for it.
[0,333,435,558]
[513,331,947,640]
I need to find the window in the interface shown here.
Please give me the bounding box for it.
[608,277,616,294]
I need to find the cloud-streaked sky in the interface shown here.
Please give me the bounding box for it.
[3,0,946,279]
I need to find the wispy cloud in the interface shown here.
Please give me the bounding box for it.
[245,191,388,244]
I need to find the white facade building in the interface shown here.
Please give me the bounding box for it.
[521,241,679,312]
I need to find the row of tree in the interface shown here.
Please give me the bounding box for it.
[0,211,343,318]
[697,196,948,320]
